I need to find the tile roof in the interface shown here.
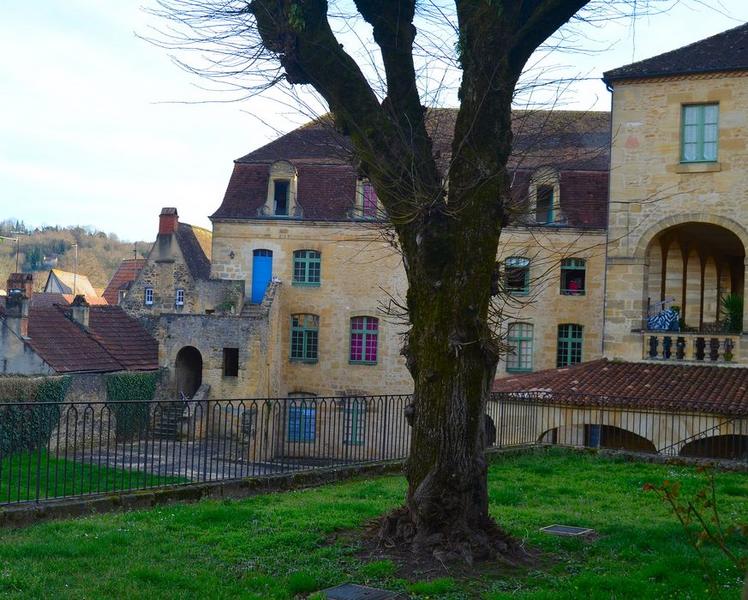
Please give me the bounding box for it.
[31,293,108,307]
[492,359,748,415]
[603,23,748,83]
[13,303,158,373]
[102,259,147,304]
[175,223,212,280]
[211,109,610,225]
[44,269,98,297]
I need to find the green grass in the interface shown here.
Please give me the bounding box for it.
[0,451,187,503]
[0,448,746,599]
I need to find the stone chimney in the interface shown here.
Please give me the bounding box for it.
[70,294,90,328]
[5,273,32,338]
[159,207,179,235]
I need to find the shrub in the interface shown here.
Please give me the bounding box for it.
[721,293,744,333]
[105,372,160,440]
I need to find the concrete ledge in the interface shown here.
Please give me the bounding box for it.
[1,445,744,529]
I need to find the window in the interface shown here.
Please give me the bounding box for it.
[175,288,185,306]
[223,347,239,377]
[290,314,319,362]
[292,250,321,286]
[506,323,533,373]
[144,287,154,306]
[344,397,366,445]
[357,180,379,219]
[117,290,127,304]
[350,316,378,364]
[274,180,289,215]
[560,258,586,295]
[557,324,583,367]
[681,104,718,162]
[536,185,554,223]
[287,403,316,442]
[505,257,530,294]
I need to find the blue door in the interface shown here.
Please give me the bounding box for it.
[251,249,273,303]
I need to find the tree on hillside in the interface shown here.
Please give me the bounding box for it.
[152,0,672,562]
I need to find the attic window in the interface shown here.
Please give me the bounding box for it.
[274,180,289,215]
[530,167,560,225]
[536,186,554,223]
[356,180,379,219]
[265,161,298,218]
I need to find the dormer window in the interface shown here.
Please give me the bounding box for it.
[530,167,560,225]
[355,180,379,219]
[265,161,298,217]
[144,287,154,306]
[175,288,185,306]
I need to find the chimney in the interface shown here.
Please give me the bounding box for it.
[159,207,179,235]
[70,294,90,328]
[5,273,32,338]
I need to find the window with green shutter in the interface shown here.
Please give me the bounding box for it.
[505,257,530,295]
[560,258,586,295]
[292,250,321,286]
[506,323,533,373]
[557,324,583,367]
[681,104,718,163]
[290,314,319,363]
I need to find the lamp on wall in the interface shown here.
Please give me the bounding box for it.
[228,250,235,259]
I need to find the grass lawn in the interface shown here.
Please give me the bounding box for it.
[0,448,746,599]
[0,451,187,504]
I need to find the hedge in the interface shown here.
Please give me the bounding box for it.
[105,372,160,439]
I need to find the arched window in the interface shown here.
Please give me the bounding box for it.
[264,161,298,217]
[350,316,378,364]
[557,324,583,367]
[290,314,319,363]
[560,258,586,295]
[292,250,321,286]
[506,323,533,373]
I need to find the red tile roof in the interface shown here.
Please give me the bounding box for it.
[102,259,147,304]
[211,110,610,228]
[492,359,748,415]
[18,304,158,373]
[31,293,108,307]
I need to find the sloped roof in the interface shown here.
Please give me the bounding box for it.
[213,109,610,223]
[175,223,212,280]
[44,269,98,297]
[102,259,147,304]
[604,22,748,83]
[16,303,158,373]
[31,293,108,307]
[493,359,748,415]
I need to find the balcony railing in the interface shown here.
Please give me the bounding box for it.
[642,332,740,363]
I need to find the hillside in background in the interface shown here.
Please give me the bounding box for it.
[0,219,150,292]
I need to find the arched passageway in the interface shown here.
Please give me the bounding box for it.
[646,223,745,332]
[538,425,656,453]
[175,346,202,398]
[680,435,748,460]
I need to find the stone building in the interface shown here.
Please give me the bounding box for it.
[102,258,146,305]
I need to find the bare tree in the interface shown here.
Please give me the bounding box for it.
[150,0,678,563]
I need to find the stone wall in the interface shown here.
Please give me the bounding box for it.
[604,72,748,362]
[0,323,53,375]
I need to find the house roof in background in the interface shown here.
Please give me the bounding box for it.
[604,22,748,83]
[31,293,108,307]
[102,259,147,304]
[492,358,748,415]
[4,302,159,373]
[175,223,212,280]
[44,269,98,297]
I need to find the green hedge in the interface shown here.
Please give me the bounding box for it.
[105,372,160,440]
[0,376,71,455]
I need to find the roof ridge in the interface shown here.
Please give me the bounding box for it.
[57,304,128,370]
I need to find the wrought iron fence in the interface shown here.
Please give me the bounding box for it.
[1,392,746,506]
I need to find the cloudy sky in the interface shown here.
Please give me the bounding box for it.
[1,1,746,241]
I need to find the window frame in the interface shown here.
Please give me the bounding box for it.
[287,403,316,443]
[175,288,185,306]
[273,179,290,216]
[556,323,583,368]
[560,258,587,296]
[292,250,321,287]
[505,257,530,295]
[680,103,719,163]
[290,314,319,363]
[343,397,366,446]
[506,322,534,373]
[349,316,379,365]
[144,287,154,306]
[356,180,379,220]
[222,347,239,377]
[535,185,555,224]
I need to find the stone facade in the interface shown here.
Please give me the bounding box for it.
[603,70,748,363]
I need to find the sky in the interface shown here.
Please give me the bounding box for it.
[1,1,746,242]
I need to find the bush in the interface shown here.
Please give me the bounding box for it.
[721,293,744,333]
[0,376,71,455]
[105,372,160,440]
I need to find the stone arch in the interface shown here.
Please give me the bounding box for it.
[679,434,748,460]
[175,346,202,398]
[588,425,657,453]
[635,213,748,261]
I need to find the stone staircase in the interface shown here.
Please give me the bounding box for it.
[240,303,264,318]
[151,400,188,440]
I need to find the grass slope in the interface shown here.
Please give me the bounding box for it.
[0,451,186,504]
[0,449,745,599]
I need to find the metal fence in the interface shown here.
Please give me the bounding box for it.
[1,393,746,506]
